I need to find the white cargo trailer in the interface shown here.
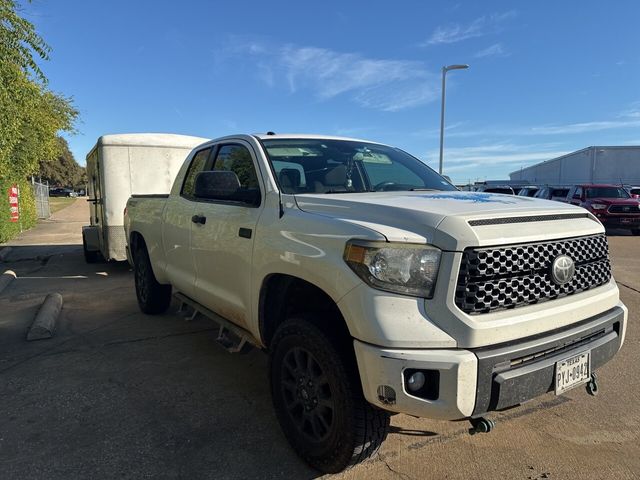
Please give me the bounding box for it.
[83,133,208,262]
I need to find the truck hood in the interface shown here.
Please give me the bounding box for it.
[587,197,640,206]
[295,191,603,250]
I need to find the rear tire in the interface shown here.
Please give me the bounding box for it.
[269,318,390,473]
[133,244,172,314]
[82,233,99,263]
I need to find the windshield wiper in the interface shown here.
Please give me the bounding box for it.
[409,188,438,191]
[324,190,359,194]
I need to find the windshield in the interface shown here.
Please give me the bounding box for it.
[518,187,538,197]
[585,187,630,199]
[484,188,513,195]
[261,139,456,194]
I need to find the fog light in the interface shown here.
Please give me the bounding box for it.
[407,372,426,392]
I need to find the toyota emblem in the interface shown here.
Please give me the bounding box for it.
[551,255,575,285]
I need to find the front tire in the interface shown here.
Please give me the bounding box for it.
[269,318,390,473]
[133,244,172,314]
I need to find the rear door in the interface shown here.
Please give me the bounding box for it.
[190,140,264,329]
[161,147,213,298]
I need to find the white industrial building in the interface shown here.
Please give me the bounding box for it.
[509,146,640,185]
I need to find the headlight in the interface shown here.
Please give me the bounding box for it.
[590,203,607,210]
[344,241,441,298]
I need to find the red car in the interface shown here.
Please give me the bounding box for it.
[567,184,640,235]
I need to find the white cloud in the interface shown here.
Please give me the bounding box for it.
[423,11,516,46]
[528,119,640,135]
[223,39,438,112]
[423,106,640,138]
[423,143,570,171]
[619,101,640,118]
[475,43,507,58]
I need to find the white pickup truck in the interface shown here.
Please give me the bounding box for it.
[124,133,627,473]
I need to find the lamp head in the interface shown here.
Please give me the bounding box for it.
[444,64,469,72]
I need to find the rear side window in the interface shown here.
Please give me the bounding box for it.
[182,148,211,197]
[213,144,260,190]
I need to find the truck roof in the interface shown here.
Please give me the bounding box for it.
[252,133,386,145]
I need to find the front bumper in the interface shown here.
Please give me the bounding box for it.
[596,215,640,228]
[354,303,627,420]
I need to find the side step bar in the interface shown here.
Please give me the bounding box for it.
[174,292,259,354]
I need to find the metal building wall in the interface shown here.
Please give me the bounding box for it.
[510,146,640,185]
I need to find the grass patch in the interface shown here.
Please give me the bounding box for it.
[49,197,77,213]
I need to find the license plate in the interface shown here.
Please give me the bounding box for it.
[555,351,590,395]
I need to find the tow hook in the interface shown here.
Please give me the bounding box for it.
[469,417,495,435]
[586,372,599,396]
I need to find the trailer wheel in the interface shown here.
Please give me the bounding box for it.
[269,317,390,473]
[133,244,172,314]
[82,231,99,264]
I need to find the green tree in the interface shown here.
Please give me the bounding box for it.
[38,137,86,189]
[0,0,78,242]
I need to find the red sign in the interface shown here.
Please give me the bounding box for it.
[8,184,19,223]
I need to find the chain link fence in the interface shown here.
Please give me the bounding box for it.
[31,177,51,219]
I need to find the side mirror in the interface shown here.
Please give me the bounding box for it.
[194,171,260,206]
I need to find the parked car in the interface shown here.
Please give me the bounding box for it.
[567,184,640,235]
[627,186,640,199]
[534,186,571,202]
[517,185,540,197]
[49,188,78,197]
[475,185,515,195]
[125,133,627,473]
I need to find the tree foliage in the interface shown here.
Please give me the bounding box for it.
[0,0,78,242]
[38,136,86,188]
[0,0,49,82]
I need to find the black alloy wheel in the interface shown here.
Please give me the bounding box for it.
[280,346,335,443]
[270,318,390,473]
[133,244,172,314]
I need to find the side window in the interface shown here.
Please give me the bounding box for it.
[182,148,211,197]
[213,144,260,191]
[575,187,583,199]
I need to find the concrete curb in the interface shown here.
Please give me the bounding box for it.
[27,293,63,341]
[0,246,12,262]
[0,270,17,295]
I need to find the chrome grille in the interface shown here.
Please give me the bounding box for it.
[455,234,611,314]
[608,204,638,214]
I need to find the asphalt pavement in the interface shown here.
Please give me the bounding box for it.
[0,200,638,479]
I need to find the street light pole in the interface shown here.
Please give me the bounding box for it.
[438,64,469,175]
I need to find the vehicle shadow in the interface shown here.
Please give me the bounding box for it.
[0,244,326,479]
[389,425,438,437]
[605,228,635,237]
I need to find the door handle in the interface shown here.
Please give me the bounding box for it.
[191,215,206,225]
[238,227,252,239]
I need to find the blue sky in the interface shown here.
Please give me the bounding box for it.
[23,0,640,184]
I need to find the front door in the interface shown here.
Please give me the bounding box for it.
[190,141,263,329]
